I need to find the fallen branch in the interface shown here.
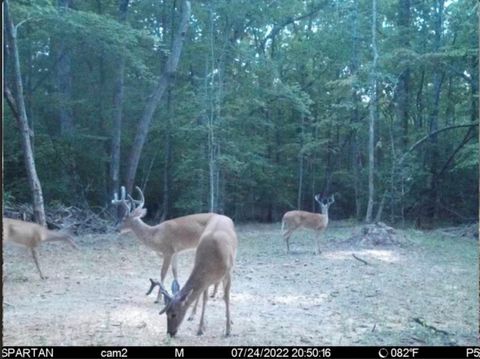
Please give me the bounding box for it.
[352,253,369,265]
[411,336,426,344]
[412,317,450,336]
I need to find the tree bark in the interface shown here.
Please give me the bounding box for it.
[5,0,46,225]
[161,89,173,221]
[350,0,361,219]
[365,0,378,223]
[428,0,445,221]
[110,0,129,198]
[297,114,305,209]
[415,68,425,128]
[56,0,74,136]
[394,0,411,149]
[125,0,191,193]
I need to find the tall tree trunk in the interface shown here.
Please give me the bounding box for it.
[297,114,305,209]
[56,0,74,136]
[415,68,425,129]
[429,0,445,222]
[350,0,361,219]
[469,29,478,124]
[365,0,378,223]
[161,89,173,221]
[206,3,223,213]
[5,0,46,225]
[395,0,411,149]
[125,0,191,193]
[110,0,129,198]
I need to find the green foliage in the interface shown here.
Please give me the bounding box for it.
[3,0,478,225]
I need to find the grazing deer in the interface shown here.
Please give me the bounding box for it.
[281,194,335,255]
[148,214,237,337]
[111,186,218,304]
[2,218,78,279]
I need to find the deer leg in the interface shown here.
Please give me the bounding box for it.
[315,231,322,255]
[223,274,232,337]
[197,290,208,336]
[211,282,219,298]
[283,229,294,253]
[64,236,79,250]
[156,254,172,303]
[188,297,200,321]
[171,254,180,288]
[44,234,78,250]
[31,248,45,280]
[190,283,216,321]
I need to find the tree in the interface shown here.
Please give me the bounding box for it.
[125,0,192,193]
[4,0,46,225]
[365,0,378,223]
[110,0,130,198]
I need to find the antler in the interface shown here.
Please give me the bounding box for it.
[128,186,145,210]
[146,278,176,315]
[314,194,322,204]
[146,278,173,301]
[112,186,132,213]
[328,194,335,204]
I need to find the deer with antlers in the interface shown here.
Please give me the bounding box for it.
[281,194,335,255]
[148,214,237,337]
[111,186,218,304]
[2,218,78,279]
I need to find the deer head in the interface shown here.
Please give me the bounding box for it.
[148,278,189,337]
[314,194,335,214]
[111,186,147,234]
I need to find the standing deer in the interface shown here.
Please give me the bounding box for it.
[111,186,218,304]
[2,218,78,279]
[281,194,335,255]
[148,214,237,337]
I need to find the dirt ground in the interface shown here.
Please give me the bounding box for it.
[2,222,479,346]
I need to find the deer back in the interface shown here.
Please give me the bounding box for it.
[3,218,43,248]
[161,213,217,252]
[283,210,327,230]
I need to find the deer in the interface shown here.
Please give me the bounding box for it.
[148,214,237,337]
[111,186,219,306]
[2,218,78,279]
[281,194,335,255]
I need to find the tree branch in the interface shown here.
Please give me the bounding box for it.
[437,127,476,177]
[397,122,479,165]
[260,3,325,53]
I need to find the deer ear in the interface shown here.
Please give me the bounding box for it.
[171,279,180,294]
[132,207,147,218]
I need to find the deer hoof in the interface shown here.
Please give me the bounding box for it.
[187,316,194,322]
[197,328,204,336]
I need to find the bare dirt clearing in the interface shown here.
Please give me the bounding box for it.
[3,223,478,346]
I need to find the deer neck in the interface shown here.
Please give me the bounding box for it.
[319,202,330,216]
[128,219,161,248]
[179,271,209,308]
